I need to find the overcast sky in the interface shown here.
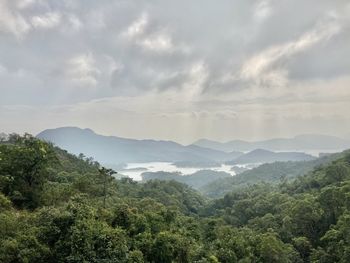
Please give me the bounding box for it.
[1,0,350,143]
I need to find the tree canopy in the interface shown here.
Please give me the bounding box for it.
[1,134,350,262]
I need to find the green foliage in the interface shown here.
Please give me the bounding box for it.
[1,135,350,262]
[142,170,231,190]
[318,212,350,262]
[0,134,57,209]
[201,152,342,198]
[0,192,12,212]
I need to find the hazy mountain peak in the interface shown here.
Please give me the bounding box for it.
[227,149,315,165]
[37,126,96,137]
[248,149,273,154]
[293,134,346,140]
[193,134,350,152]
[36,127,241,165]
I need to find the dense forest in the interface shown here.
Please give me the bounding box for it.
[201,153,342,198]
[1,134,350,262]
[140,153,341,198]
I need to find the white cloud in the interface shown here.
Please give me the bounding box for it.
[0,63,7,74]
[254,0,273,22]
[0,0,31,38]
[86,9,106,30]
[184,62,209,97]
[122,13,148,39]
[63,0,80,10]
[140,33,174,52]
[31,12,61,29]
[104,56,123,76]
[66,54,100,87]
[67,14,83,31]
[16,0,36,9]
[239,15,341,87]
[121,13,190,54]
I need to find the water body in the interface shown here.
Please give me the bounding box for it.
[117,162,256,181]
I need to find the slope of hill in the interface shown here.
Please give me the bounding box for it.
[37,127,242,165]
[0,132,8,141]
[193,134,350,152]
[200,150,350,262]
[201,151,345,198]
[227,149,315,164]
[1,134,350,262]
[193,139,251,152]
[142,170,231,189]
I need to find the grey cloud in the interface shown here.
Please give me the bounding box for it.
[2,0,347,98]
[288,32,350,80]
[0,0,350,141]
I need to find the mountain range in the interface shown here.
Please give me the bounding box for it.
[193,134,350,152]
[37,127,242,165]
[226,149,315,164]
[37,127,321,166]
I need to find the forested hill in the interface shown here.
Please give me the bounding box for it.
[201,151,344,198]
[202,149,350,262]
[1,134,350,262]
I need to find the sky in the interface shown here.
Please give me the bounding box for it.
[1,0,350,144]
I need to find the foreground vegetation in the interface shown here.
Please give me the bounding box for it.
[1,134,350,262]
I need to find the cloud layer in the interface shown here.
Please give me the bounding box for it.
[1,0,350,143]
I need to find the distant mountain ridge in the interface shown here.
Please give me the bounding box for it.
[37,127,321,166]
[193,134,350,152]
[226,149,315,164]
[37,127,242,165]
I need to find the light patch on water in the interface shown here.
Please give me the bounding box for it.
[117,162,256,181]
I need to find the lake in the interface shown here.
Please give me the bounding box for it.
[116,162,257,181]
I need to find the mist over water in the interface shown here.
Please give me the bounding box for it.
[115,147,341,180]
[117,162,257,181]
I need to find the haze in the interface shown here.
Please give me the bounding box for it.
[1,0,350,144]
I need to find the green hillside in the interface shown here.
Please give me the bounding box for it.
[142,170,231,190]
[201,152,343,198]
[1,134,350,262]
